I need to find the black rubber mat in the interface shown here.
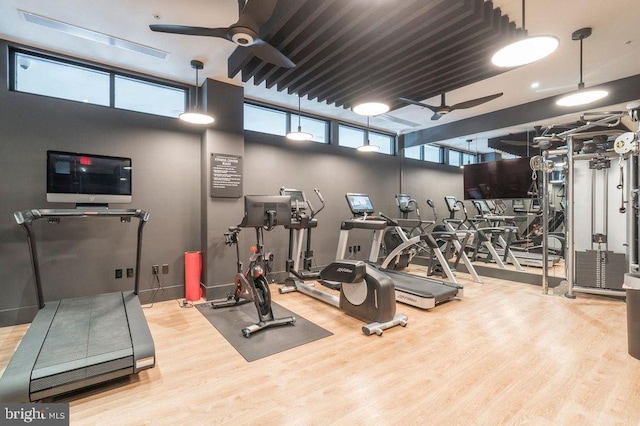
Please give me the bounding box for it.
[196,301,332,362]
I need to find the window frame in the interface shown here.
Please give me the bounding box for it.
[9,46,188,118]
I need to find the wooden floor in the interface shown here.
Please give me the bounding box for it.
[1,269,639,425]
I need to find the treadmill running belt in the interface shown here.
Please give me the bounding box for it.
[33,293,132,373]
[380,269,459,303]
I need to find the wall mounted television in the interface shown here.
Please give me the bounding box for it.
[463,157,536,200]
[47,150,132,205]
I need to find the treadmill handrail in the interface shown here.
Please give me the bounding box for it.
[15,208,149,224]
[14,207,150,308]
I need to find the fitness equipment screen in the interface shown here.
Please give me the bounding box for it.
[463,157,536,200]
[280,188,306,211]
[46,150,132,204]
[345,193,375,216]
[396,194,411,210]
[242,195,292,228]
[444,196,459,213]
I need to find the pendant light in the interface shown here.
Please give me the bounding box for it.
[180,59,214,125]
[353,102,390,116]
[491,0,559,68]
[286,95,313,141]
[556,27,608,107]
[357,117,380,152]
[460,139,473,169]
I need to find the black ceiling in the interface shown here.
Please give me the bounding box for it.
[228,0,521,111]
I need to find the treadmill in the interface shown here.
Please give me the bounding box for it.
[0,208,155,402]
[472,200,561,268]
[337,194,462,309]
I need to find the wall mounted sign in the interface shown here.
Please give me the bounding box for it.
[211,153,242,198]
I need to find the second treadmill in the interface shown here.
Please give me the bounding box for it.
[336,193,462,309]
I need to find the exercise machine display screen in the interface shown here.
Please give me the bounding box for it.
[444,196,459,212]
[396,194,412,211]
[346,193,375,216]
[242,195,292,228]
[47,150,132,204]
[281,188,306,211]
[474,200,492,215]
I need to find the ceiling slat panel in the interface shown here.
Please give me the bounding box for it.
[239,0,518,110]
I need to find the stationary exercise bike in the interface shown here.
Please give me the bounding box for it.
[211,195,295,338]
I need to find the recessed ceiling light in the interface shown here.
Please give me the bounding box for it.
[530,82,540,89]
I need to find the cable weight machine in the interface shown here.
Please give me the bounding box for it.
[532,102,640,297]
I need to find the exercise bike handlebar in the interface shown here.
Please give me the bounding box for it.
[426,199,438,223]
[310,188,326,219]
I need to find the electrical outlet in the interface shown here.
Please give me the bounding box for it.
[152,265,159,275]
[162,264,169,274]
[126,268,134,278]
[115,268,123,279]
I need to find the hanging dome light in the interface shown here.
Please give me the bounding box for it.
[286,95,313,141]
[180,59,214,125]
[357,116,380,152]
[491,0,559,68]
[556,27,608,107]
[353,102,390,116]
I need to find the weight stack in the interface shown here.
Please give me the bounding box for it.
[575,250,626,290]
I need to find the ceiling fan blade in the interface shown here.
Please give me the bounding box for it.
[247,40,295,68]
[398,97,440,114]
[236,0,278,30]
[149,25,229,39]
[449,92,503,111]
[431,113,442,121]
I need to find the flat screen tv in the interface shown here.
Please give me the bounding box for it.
[463,157,536,200]
[47,150,132,205]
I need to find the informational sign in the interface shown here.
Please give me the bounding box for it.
[211,153,242,198]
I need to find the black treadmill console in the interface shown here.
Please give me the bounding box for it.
[345,193,375,217]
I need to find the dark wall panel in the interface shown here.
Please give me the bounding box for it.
[0,42,201,325]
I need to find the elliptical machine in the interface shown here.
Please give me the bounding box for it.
[280,187,326,287]
[211,195,296,338]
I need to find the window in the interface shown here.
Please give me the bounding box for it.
[289,115,328,143]
[244,103,288,136]
[14,52,110,106]
[338,125,365,149]
[115,76,185,118]
[404,146,422,160]
[11,49,187,118]
[424,145,442,163]
[369,132,394,155]
[462,152,477,166]
[448,150,462,167]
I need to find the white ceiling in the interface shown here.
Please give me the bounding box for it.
[1,0,639,153]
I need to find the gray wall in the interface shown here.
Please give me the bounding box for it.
[0,40,465,326]
[239,133,464,278]
[0,41,202,325]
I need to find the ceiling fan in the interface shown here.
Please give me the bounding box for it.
[399,92,503,121]
[149,0,295,68]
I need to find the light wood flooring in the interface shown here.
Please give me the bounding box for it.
[1,269,639,425]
